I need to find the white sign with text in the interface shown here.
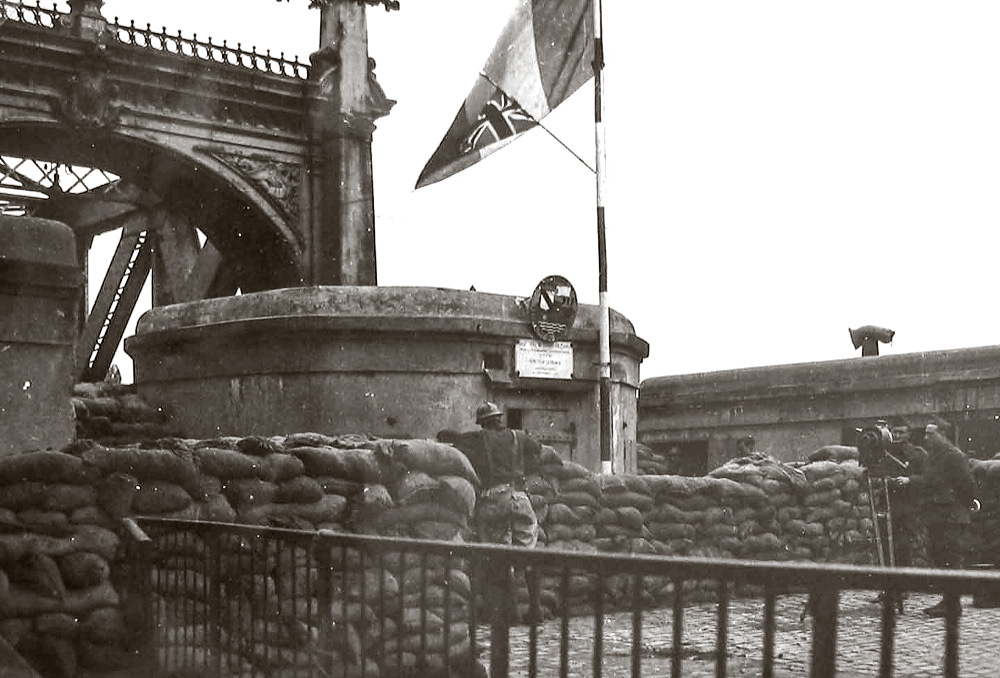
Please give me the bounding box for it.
[515,339,573,379]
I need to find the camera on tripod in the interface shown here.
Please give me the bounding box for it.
[856,419,910,477]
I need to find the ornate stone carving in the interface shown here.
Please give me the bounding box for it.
[51,47,122,129]
[205,150,302,225]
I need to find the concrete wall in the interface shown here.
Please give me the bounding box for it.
[639,347,1000,467]
[0,216,79,456]
[125,287,648,473]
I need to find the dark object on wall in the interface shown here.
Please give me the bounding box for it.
[850,325,895,356]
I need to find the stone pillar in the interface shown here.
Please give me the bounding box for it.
[0,217,80,455]
[308,2,395,286]
[66,0,109,41]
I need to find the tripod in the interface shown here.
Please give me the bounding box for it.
[866,474,905,613]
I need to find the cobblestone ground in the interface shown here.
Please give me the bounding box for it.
[477,591,1000,677]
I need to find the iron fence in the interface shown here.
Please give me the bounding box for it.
[122,517,1000,678]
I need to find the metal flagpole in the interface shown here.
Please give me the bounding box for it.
[593,0,612,474]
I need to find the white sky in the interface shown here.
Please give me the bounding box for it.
[96,1,1000,381]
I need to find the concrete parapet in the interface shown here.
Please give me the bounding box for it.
[125,286,648,473]
[639,347,1000,467]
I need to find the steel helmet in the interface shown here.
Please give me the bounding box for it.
[475,401,503,424]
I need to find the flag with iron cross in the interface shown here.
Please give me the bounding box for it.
[416,0,592,189]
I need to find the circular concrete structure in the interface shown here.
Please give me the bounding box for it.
[126,286,648,472]
[0,216,80,455]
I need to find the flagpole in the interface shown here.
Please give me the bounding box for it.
[593,0,612,474]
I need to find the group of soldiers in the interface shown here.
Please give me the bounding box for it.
[870,423,979,617]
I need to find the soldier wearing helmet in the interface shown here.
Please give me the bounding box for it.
[439,401,558,548]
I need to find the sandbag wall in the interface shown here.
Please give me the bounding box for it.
[516,455,875,619]
[0,437,891,677]
[0,435,480,678]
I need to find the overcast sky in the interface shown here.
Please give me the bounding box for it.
[96,1,1000,381]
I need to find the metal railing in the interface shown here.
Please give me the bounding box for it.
[110,19,309,80]
[0,0,60,28]
[122,517,1000,678]
[0,0,308,79]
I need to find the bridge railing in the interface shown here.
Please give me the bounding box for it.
[0,0,60,28]
[122,517,1000,678]
[109,19,309,79]
[0,0,308,79]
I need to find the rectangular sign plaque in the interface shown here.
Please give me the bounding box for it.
[515,339,573,379]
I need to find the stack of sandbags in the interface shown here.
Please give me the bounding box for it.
[72,382,178,443]
[594,473,655,552]
[378,551,472,676]
[541,461,600,549]
[375,440,479,541]
[636,443,675,475]
[795,460,868,563]
[0,450,131,674]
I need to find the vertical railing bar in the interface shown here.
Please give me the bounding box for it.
[341,540,349,678]
[377,548,387,677]
[262,533,274,667]
[631,571,642,678]
[527,565,539,678]
[491,558,511,678]
[396,549,405,677]
[419,550,429,672]
[809,585,839,678]
[943,590,960,678]
[878,587,897,678]
[443,552,453,677]
[210,528,222,678]
[560,567,570,678]
[468,551,479,671]
[715,579,729,678]
[762,581,776,678]
[593,567,604,678]
[671,576,683,678]
[358,548,368,678]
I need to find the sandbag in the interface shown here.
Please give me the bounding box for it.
[236,435,284,457]
[241,494,347,526]
[222,479,278,509]
[600,491,653,512]
[0,451,101,485]
[34,612,78,637]
[395,471,440,505]
[80,606,126,643]
[284,432,339,448]
[58,551,110,589]
[195,447,264,479]
[199,493,237,523]
[262,453,306,482]
[79,446,199,488]
[381,440,479,485]
[293,446,386,483]
[16,510,73,536]
[275,477,324,504]
[437,476,477,518]
[132,481,193,514]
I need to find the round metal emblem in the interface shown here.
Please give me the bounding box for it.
[528,275,578,342]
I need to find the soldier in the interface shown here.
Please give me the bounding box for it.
[441,402,552,547]
[900,424,977,617]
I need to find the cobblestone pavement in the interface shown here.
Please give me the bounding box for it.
[480,591,1000,677]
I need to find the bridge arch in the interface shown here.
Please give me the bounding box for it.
[0,120,305,379]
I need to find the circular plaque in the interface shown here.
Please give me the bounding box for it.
[527,275,578,342]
